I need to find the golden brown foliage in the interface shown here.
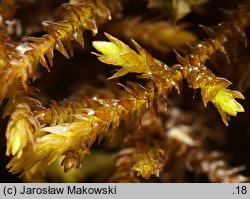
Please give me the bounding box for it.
[0,0,250,182]
[0,0,110,104]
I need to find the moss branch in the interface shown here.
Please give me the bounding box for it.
[0,0,110,103]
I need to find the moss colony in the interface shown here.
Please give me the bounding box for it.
[0,0,250,182]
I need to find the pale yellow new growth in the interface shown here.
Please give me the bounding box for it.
[6,103,39,158]
[213,89,244,126]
